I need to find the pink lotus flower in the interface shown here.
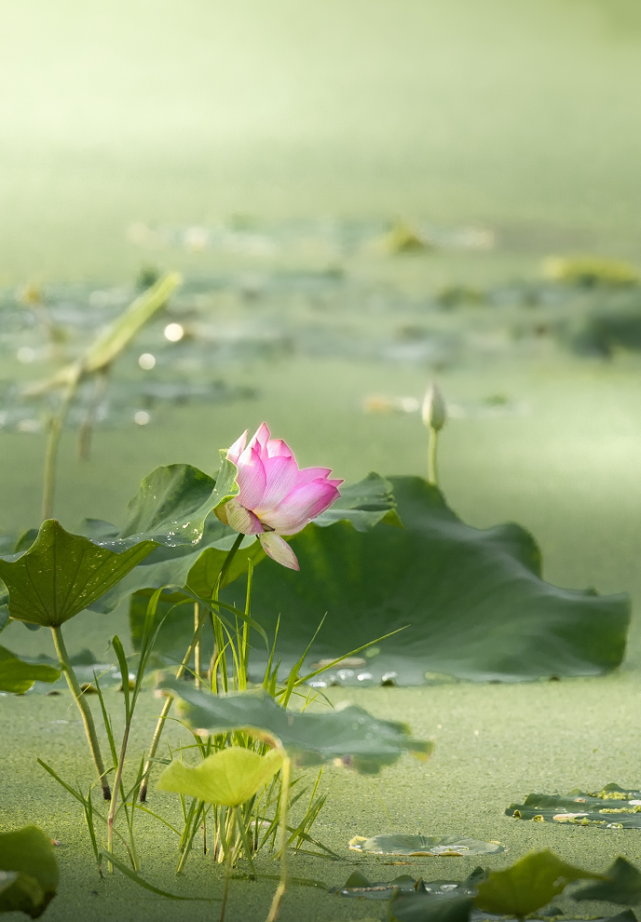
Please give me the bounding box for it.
[216,423,342,570]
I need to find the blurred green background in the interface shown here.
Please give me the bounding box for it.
[1,0,641,282]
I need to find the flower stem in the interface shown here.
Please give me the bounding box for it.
[265,755,291,922]
[42,379,78,521]
[427,426,439,486]
[51,625,111,800]
[219,806,236,922]
[194,602,202,689]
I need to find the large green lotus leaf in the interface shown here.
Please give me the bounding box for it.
[349,835,504,857]
[506,785,641,828]
[313,472,401,531]
[159,678,433,773]
[228,476,630,684]
[157,747,284,806]
[117,457,238,547]
[0,647,61,694]
[474,851,601,918]
[0,826,59,918]
[123,473,400,647]
[0,521,155,627]
[85,460,242,612]
[573,858,641,904]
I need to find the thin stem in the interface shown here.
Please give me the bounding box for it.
[107,723,131,872]
[219,806,236,922]
[78,368,110,461]
[42,377,79,521]
[139,605,208,802]
[208,532,243,691]
[427,426,438,486]
[51,625,111,800]
[265,756,291,922]
[219,533,244,586]
[194,602,202,689]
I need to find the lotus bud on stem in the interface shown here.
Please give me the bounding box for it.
[50,624,111,800]
[422,382,447,486]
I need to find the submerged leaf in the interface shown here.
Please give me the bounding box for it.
[159,679,433,773]
[0,826,58,918]
[232,476,629,683]
[0,647,61,694]
[158,747,284,807]
[349,835,503,858]
[0,521,155,626]
[474,850,601,918]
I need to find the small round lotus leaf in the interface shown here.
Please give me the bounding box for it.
[157,746,284,807]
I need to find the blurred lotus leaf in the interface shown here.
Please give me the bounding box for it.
[0,647,60,694]
[157,747,284,807]
[474,850,600,919]
[572,858,641,905]
[0,826,59,918]
[159,678,433,773]
[543,256,639,288]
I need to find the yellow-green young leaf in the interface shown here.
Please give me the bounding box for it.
[157,747,284,807]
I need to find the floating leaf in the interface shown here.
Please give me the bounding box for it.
[474,850,601,919]
[333,869,484,901]
[158,747,284,806]
[0,521,155,626]
[231,477,629,684]
[0,826,58,918]
[507,786,641,828]
[0,647,60,694]
[572,858,641,905]
[159,679,433,773]
[349,835,503,857]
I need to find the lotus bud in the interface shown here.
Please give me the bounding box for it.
[422,383,447,432]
